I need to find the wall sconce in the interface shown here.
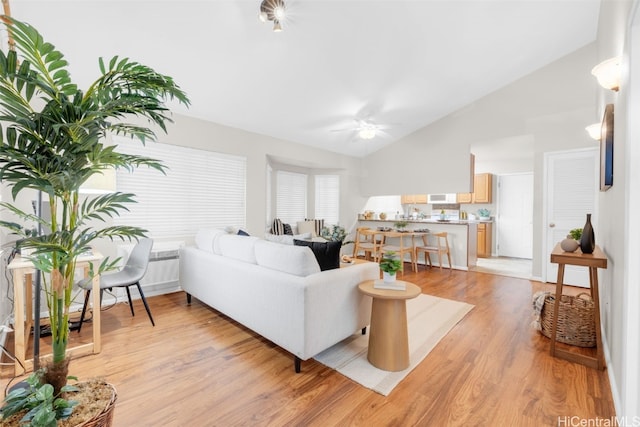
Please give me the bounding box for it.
[259,0,286,32]
[591,57,621,91]
[585,123,601,141]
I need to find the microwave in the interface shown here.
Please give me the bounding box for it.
[427,193,457,204]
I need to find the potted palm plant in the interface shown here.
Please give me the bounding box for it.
[0,16,189,424]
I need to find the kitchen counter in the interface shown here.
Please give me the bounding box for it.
[357,219,478,269]
[362,218,493,224]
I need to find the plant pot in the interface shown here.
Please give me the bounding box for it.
[383,271,396,283]
[76,382,117,427]
[1,381,116,427]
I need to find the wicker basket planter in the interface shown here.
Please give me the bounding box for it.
[540,293,596,348]
[76,383,117,427]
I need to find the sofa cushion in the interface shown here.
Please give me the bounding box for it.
[271,218,284,235]
[254,240,321,276]
[305,218,325,236]
[217,234,260,264]
[265,232,312,245]
[294,239,341,271]
[296,220,318,237]
[195,228,227,253]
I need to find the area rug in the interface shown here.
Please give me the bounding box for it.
[314,294,474,396]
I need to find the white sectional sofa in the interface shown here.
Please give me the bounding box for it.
[179,229,379,372]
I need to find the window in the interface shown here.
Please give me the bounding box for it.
[276,171,307,224]
[113,137,246,239]
[315,175,340,225]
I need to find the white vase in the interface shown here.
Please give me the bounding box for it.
[383,271,396,283]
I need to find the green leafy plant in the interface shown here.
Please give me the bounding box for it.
[0,372,79,427]
[394,220,408,230]
[379,251,402,274]
[478,208,491,218]
[0,17,189,395]
[320,224,353,246]
[569,228,583,240]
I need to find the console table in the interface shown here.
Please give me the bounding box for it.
[358,279,421,371]
[549,244,607,370]
[8,251,103,374]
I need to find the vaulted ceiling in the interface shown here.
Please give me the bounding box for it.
[10,1,600,157]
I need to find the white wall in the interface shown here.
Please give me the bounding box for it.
[593,0,639,418]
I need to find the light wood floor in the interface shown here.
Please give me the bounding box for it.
[1,267,615,426]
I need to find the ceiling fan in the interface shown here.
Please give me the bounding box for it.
[331,120,391,141]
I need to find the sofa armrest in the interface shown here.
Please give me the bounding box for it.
[300,261,379,358]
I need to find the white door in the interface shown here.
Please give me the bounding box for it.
[496,173,533,259]
[543,148,598,287]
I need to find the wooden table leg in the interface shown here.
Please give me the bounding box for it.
[13,268,26,374]
[368,298,410,371]
[589,266,605,369]
[549,263,565,358]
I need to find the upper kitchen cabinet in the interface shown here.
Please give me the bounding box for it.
[473,173,492,203]
[457,173,493,204]
[456,192,473,203]
[401,194,428,204]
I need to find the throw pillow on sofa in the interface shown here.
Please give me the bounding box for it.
[294,239,341,271]
[296,220,318,237]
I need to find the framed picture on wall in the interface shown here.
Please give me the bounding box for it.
[600,104,614,191]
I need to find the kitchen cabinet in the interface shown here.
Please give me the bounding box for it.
[456,192,472,203]
[473,173,493,204]
[477,222,492,258]
[401,194,427,204]
[457,173,493,204]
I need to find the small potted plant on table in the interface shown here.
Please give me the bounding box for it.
[379,251,402,283]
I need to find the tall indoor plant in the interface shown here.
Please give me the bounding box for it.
[0,17,189,394]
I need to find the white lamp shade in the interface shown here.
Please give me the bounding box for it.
[79,168,117,194]
[591,57,621,91]
[585,123,601,141]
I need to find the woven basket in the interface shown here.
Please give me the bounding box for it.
[540,293,596,348]
[76,383,117,427]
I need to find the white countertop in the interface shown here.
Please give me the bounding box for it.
[360,218,493,225]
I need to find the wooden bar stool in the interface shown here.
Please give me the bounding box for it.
[379,231,417,275]
[352,228,383,261]
[415,232,452,270]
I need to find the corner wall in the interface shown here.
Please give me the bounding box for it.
[593,0,639,417]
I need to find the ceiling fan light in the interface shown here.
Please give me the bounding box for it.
[273,20,283,32]
[358,128,376,140]
[273,5,286,21]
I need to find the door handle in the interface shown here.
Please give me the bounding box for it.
[549,223,555,228]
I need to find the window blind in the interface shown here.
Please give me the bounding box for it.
[315,175,340,225]
[276,171,307,224]
[113,138,246,239]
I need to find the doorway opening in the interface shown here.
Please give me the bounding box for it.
[473,256,532,279]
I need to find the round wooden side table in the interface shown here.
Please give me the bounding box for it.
[358,279,421,371]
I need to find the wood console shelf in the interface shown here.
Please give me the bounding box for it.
[549,244,608,370]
